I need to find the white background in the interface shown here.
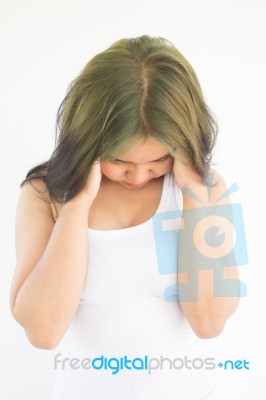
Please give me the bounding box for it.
[1,0,265,399]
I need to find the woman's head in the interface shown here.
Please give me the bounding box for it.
[22,35,218,202]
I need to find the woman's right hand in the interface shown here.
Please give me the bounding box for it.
[80,159,102,201]
[64,159,102,208]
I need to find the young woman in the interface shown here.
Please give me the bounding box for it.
[10,35,240,399]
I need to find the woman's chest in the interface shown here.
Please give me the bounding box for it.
[87,177,164,230]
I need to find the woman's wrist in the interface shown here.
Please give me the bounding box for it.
[60,196,94,217]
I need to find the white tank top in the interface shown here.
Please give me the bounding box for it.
[51,170,221,399]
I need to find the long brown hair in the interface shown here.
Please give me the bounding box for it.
[21,35,218,203]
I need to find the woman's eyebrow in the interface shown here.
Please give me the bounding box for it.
[114,153,170,163]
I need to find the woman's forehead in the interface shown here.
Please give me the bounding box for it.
[111,138,170,163]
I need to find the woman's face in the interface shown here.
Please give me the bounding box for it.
[100,138,174,189]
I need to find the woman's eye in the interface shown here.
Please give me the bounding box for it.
[156,155,170,162]
[111,155,170,164]
[112,160,123,164]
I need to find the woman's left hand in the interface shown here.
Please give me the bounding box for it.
[172,148,226,209]
[172,148,203,191]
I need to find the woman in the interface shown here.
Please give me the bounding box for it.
[10,35,240,399]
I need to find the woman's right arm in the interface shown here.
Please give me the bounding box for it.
[10,162,102,349]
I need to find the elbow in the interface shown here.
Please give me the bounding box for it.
[10,302,64,350]
[189,317,226,339]
[26,328,62,350]
[11,309,62,349]
[182,298,240,339]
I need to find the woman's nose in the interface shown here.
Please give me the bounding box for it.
[125,165,151,184]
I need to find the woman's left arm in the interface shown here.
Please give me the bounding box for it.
[173,154,240,339]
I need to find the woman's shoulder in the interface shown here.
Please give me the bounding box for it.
[21,178,49,203]
[21,178,62,223]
